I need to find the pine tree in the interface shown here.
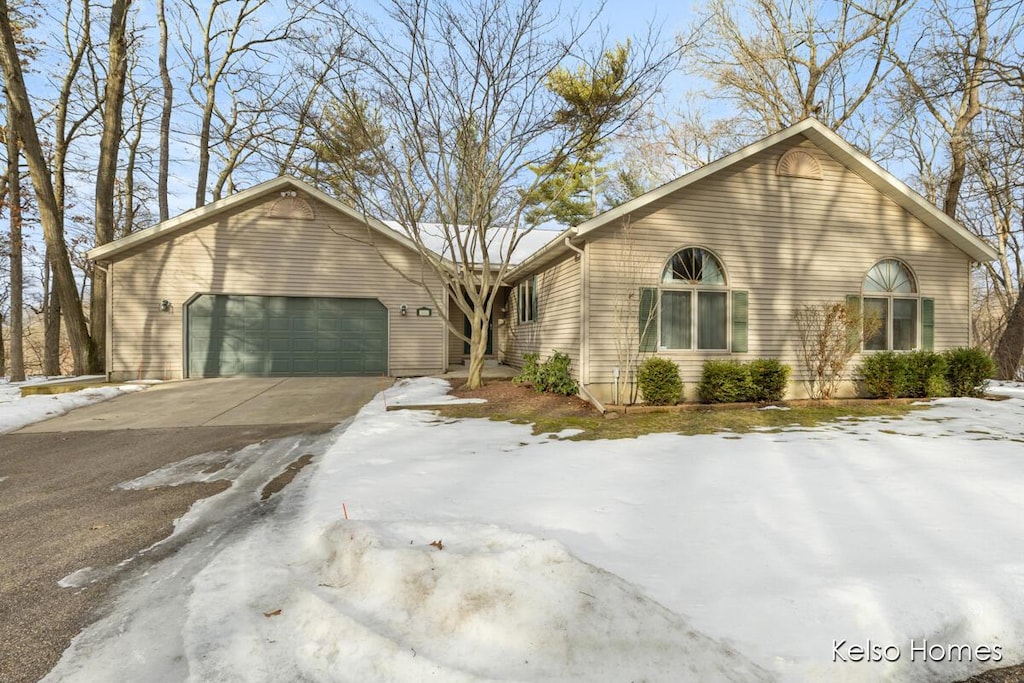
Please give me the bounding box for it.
[523,43,634,226]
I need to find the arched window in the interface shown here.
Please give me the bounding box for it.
[862,259,919,351]
[659,248,729,350]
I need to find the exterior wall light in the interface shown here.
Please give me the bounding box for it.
[400,304,408,316]
[160,299,172,312]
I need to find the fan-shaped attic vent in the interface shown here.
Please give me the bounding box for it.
[776,149,822,180]
[267,193,315,219]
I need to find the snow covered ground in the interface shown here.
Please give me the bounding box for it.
[0,378,146,434]
[44,378,1024,682]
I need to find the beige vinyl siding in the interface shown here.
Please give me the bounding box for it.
[504,255,581,374]
[584,135,973,402]
[107,195,446,380]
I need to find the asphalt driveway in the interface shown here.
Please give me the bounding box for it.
[0,377,383,683]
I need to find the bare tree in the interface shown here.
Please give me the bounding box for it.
[91,0,133,371]
[5,120,24,380]
[322,0,679,389]
[606,102,755,205]
[178,0,311,208]
[886,0,996,220]
[119,50,157,237]
[977,50,1024,378]
[156,0,172,221]
[887,0,1023,377]
[0,0,94,374]
[275,39,345,177]
[691,0,909,137]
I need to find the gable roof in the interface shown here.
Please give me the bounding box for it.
[559,118,995,264]
[87,176,421,262]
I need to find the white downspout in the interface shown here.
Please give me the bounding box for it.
[563,235,604,413]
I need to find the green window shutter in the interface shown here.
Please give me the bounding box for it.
[731,290,749,353]
[922,297,935,350]
[639,287,658,352]
[845,294,862,350]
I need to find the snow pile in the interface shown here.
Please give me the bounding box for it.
[382,376,486,407]
[46,378,1024,682]
[184,519,767,682]
[0,380,146,433]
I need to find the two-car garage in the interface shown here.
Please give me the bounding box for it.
[87,177,448,381]
[186,295,388,377]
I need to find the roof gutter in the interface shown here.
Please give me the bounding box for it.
[508,227,577,278]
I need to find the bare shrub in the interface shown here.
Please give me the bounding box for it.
[794,301,881,400]
[612,220,658,404]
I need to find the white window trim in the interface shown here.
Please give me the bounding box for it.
[517,276,537,325]
[657,285,731,352]
[862,295,921,352]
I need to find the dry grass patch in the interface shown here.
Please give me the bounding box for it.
[442,381,921,440]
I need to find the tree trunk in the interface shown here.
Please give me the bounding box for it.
[195,94,216,208]
[0,0,93,375]
[7,120,24,381]
[994,288,1024,380]
[464,311,489,389]
[157,0,172,222]
[43,258,62,376]
[942,0,988,221]
[91,0,131,374]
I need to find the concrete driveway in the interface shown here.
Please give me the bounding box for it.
[17,376,386,432]
[0,376,384,683]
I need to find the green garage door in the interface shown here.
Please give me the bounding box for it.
[187,295,387,377]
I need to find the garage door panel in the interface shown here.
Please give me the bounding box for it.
[268,336,293,352]
[318,317,342,332]
[292,317,315,333]
[292,336,317,353]
[268,316,290,331]
[188,295,387,377]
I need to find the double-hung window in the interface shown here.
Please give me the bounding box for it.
[517,276,537,324]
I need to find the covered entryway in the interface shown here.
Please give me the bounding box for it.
[186,294,388,377]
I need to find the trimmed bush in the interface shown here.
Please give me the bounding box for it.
[944,347,995,398]
[748,358,791,403]
[859,349,992,399]
[637,357,683,405]
[698,361,754,404]
[903,351,948,398]
[859,351,909,399]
